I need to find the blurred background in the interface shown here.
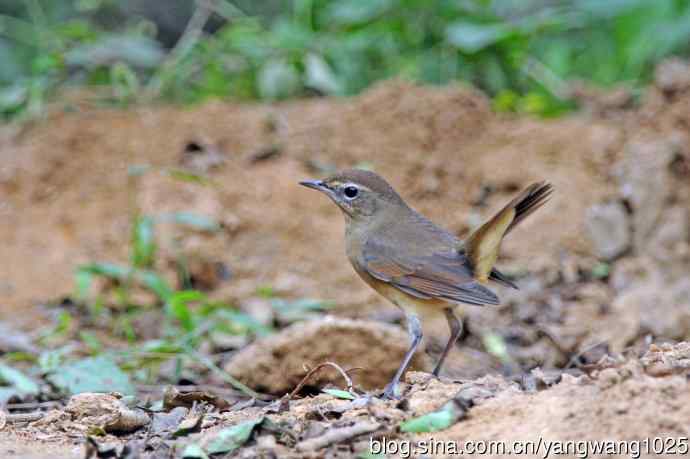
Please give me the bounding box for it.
[2,0,690,119]
[0,1,689,455]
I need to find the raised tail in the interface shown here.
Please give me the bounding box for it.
[461,182,553,284]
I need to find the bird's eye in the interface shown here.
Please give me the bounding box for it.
[343,185,359,199]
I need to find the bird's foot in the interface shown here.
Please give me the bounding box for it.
[381,382,402,400]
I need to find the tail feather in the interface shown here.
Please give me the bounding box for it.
[462,181,552,283]
[506,181,554,235]
[489,268,519,289]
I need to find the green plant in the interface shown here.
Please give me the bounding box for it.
[2,0,690,119]
[67,205,270,395]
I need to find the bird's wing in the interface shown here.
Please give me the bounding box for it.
[362,239,499,306]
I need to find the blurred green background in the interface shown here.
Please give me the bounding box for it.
[1,0,689,119]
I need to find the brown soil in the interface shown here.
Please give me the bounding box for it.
[1,68,690,457]
[0,80,620,319]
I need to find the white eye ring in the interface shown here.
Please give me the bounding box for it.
[343,184,359,200]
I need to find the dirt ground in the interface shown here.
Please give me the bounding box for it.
[1,61,690,457]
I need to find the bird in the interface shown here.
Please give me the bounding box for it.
[300,169,552,399]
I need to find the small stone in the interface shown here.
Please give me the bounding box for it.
[655,58,690,93]
[611,279,690,343]
[614,139,674,251]
[596,368,622,389]
[609,256,660,292]
[585,201,631,260]
[645,206,689,267]
[641,342,690,376]
[65,393,150,434]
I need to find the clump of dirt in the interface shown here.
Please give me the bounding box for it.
[432,357,689,453]
[225,316,430,393]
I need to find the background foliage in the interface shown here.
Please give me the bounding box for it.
[1,0,690,119]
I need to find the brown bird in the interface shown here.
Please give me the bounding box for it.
[300,169,552,399]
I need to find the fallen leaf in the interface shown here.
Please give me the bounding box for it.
[0,325,38,354]
[150,407,189,436]
[322,389,355,400]
[181,443,209,459]
[163,386,231,411]
[173,411,204,437]
[203,418,264,454]
[0,363,40,395]
[399,398,470,433]
[49,356,135,396]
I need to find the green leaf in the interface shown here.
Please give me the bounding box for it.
[65,35,164,69]
[158,212,221,232]
[271,298,335,322]
[79,331,103,354]
[137,270,173,301]
[482,332,511,364]
[131,216,156,268]
[110,62,140,103]
[204,418,264,454]
[322,388,355,400]
[48,356,135,396]
[304,54,342,95]
[49,311,73,338]
[445,21,512,53]
[74,268,93,300]
[577,0,649,19]
[165,169,213,186]
[77,263,173,301]
[140,339,184,354]
[591,262,611,279]
[358,453,386,459]
[128,164,151,177]
[0,84,28,111]
[257,59,300,100]
[79,262,129,279]
[399,401,463,433]
[167,290,205,332]
[322,0,393,26]
[181,444,210,459]
[0,362,40,396]
[213,309,273,336]
[39,347,71,374]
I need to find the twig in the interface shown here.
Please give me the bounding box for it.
[144,0,214,100]
[2,412,45,423]
[566,340,609,369]
[137,384,243,399]
[197,0,246,20]
[6,401,62,411]
[288,361,354,402]
[295,421,380,451]
[275,362,358,413]
[537,325,574,356]
[188,350,272,400]
[523,57,573,100]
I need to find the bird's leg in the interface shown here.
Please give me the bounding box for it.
[382,312,422,400]
[432,308,463,377]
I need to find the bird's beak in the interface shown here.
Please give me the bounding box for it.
[299,179,326,191]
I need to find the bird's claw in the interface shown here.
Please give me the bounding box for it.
[381,383,402,400]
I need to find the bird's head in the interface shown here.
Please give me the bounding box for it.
[300,169,406,223]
